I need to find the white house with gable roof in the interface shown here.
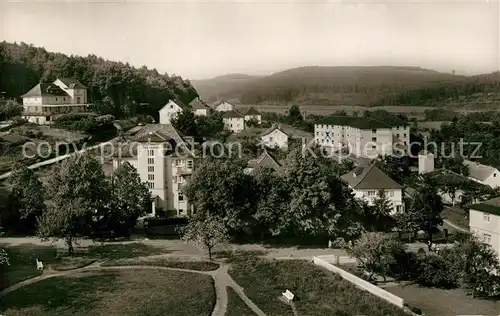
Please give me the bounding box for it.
[463,160,500,189]
[159,99,186,124]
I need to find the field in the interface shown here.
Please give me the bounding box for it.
[0,269,216,316]
[228,257,408,316]
[386,284,500,316]
[236,104,500,119]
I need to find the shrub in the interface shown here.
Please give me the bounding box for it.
[96,114,115,125]
[417,247,426,254]
[410,307,422,315]
[415,253,458,289]
[389,250,420,280]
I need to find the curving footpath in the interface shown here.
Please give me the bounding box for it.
[0,261,267,316]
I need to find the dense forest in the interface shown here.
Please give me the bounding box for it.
[0,42,198,119]
[194,66,500,107]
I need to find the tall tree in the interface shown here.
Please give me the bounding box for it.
[7,162,45,233]
[96,162,151,239]
[37,153,109,254]
[180,213,229,261]
[407,175,444,250]
[365,189,394,232]
[0,99,23,120]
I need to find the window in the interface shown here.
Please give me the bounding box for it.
[403,134,407,138]
[483,233,492,245]
[483,213,490,222]
[396,205,402,213]
[77,97,81,103]
[178,209,184,214]
[147,182,154,189]
[55,97,58,101]
[389,191,394,197]
[372,129,377,133]
[170,104,173,109]
[63,97,66,101]
[148,158,154,165]
[175,159,181,167]
[368,190,376,196]
[148,166,154,172]
[187,160,193,168]
[494,173,497,177]
[148,149,154,156]
[372,145,376,149]
[269,137,273,142]
[178,192,184,201]
[148,174,154,181]
[371,137,377,142]
[396,134,400,138]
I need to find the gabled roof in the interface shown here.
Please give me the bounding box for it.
[244,107,261,116]
[211,100,236,109]
[341,162,403,190]
[261,124,290,137]
[468,197,500,216]
[136,130,172,143]
[57,78,87,89]
[189,98,208,110]
[134,124,184,144]
[222,110,244,118]
[22,83,69,98]
[463,160,499,181]
[247,151,281,171]
[160,99,187,111]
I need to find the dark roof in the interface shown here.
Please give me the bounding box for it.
[223,110,244,118]
[341,162,403,189]
[189,98,208,110]
[247,151,281,171]
[22,83,69,98]
[133,124,185,144]
[261,124,290,137]
[244,107,261,116]
[112,142,138,157]
[136,130,172,143]
[315,116,407,129]
[468,197,500,216]
[57,78,87,89]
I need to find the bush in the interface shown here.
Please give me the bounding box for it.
[389,250,420,280]
[410,307,422,315]
[415,253,458,289]
[417,247,426,254]
[96,114,115,125]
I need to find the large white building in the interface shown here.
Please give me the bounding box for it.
[469,197,500,257]
[341,162,404,215]
[463,160,500,189]
[222,110,245,133]
[314,116,410,158]
[21,78,89,124]
[112,124,194,217]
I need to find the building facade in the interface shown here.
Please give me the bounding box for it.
[341,163,404,215]
[243,107,262,124]
[463,160,500,189]
[158,99,185,124]
[214,101,235,112]
[222,110,245,133]
[21,78,89,124]
[469,197,500,257]
[189,98,209,116]
[314,116,409,158]
[112,125,194,217]
[260,125,289,149]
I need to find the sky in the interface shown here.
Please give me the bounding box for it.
[0,0,499,80]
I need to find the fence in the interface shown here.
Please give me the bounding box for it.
[313,256,404,308]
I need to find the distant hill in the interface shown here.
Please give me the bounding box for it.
[191,74,262,103]
[194,66,500,108]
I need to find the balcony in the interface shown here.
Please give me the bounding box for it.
[177,168,193,176]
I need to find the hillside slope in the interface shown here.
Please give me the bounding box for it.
[0,41,198,118]
[192,73,262,103]
[198,66,500,107]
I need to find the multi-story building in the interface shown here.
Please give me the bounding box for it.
[341,162,404,215]
[469,197,500,257]
[112,124,195,217]
[243,107,262,124]
[314,116,409,158]
[222,110,245,133]
[21,78,89,124]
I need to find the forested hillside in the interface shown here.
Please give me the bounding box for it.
[199,66,500,107]
[0,42,198,118]
[192,73,262,103]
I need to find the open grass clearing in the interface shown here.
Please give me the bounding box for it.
[0,269,216,316]
[101,258,219,271]
[228,257,408,316]
[442,206,470,230]
[1,242,167,290]
[386,283,500,316]
[226,286,257,316]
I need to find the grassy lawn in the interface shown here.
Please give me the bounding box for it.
[226,287,256,316]
[0,269,215,316]
[386,284,500,316]
[1,242,167,290]
[101,258,219,271]
[228,257,408,316]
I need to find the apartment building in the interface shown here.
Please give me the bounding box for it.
[112,124,194,217]
[21,78,89,124]
[469,197,500,257]
[314,116,409,158]
[222,110,245,133]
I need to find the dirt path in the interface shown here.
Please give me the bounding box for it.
[0,261,267,316]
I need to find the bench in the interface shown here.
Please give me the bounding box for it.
[282,289,294,303]
[36,258,44,271]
